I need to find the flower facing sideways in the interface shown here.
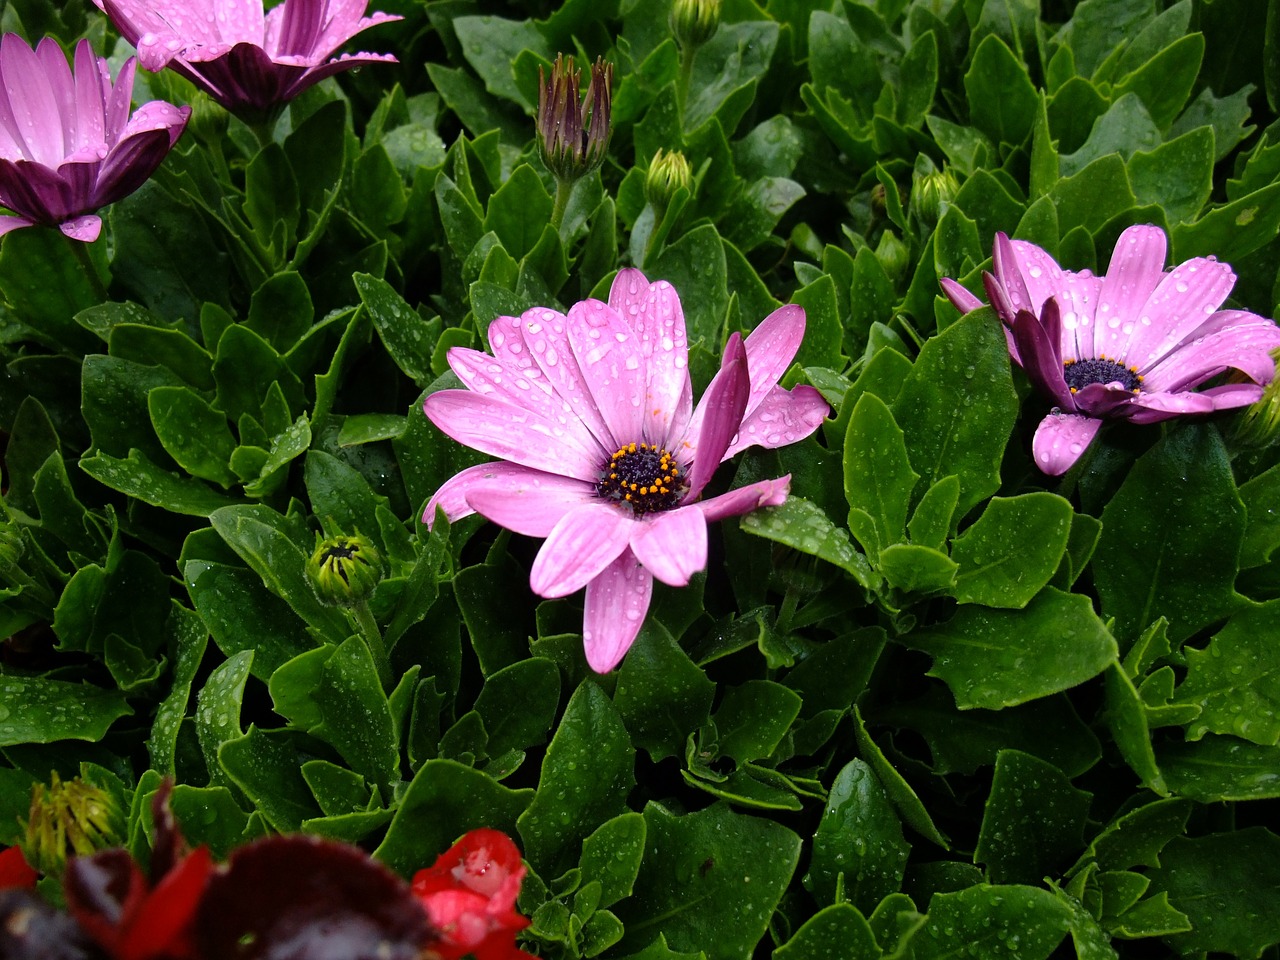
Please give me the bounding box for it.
[942,225,1280,474]
[412,829,534,960]
[92,0,400,119]
[424,269,828,672]
[0,35,189,243]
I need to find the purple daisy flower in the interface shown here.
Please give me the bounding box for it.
[0,35,189,243]
[942,225,1280,475]
[92,0,400,118]
[423,269,829,673]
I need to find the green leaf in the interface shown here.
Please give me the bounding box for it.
[1048,154,1138,234]
[740,496,877,588]
[1128,127,1214,225]
[148,386,237,487]
[907,475,960,550]
[614,625,716,762]
[0,677,132,747]
[774,903,879,960]
[906,588,1118,709]
[844,393,918,562]
[1171,182,1280,264]
[685,22,780,134]
[352,143,408,232]
[615,801,800,960]
[517,681,637,877]
[964,35,1038,145]
[473,657,561,757]
[1174,601,1280,745]
[712,680,802,764]
[975,750,1092,885]
[1113,33,1204,128]
[852,706,949,849]
[195,650,254,792]
[1103,665,1166,794]
[245,271,313,352]
[484,164,553,260]
[81,450,239,517]
[899,885,1072,959]
[1159,735,1280,800]
[0,225,103,352]
[1093,423,1245,645]
[878,543,959,595]
[950,494,1073,608]
[580,812,647,909]
[807,759,909,913]
[1146,829,1280,958]
[374,758,533,876]
[890,309,1018,518]
[1075,796,1191,873]
[219,726,322,832]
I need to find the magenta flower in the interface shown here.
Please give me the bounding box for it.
[92,0,400,118]
[0,36,189,243]
[942,225,1280,475]
[423,270,828,672]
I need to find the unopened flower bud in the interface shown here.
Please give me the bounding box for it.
[22,773,122,878]
[875,231,910,283]
[188,90,229,144]
[645,149,692,214]
[307,534,383,607]
[910,166,960,230]
[1231,351,1280,448]
[671,0,722,50]
[537,54,613,183]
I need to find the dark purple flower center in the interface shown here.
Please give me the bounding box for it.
[1063,357,1142,394]
[596,442,688,516]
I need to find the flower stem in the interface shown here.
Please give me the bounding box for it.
[68,237,108,302]
[776,585,801,636]
[351,600,392,689]
[677,44,697,118]
[551,177,574,233]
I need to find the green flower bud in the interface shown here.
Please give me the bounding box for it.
[22,772,122,877]
[188,90,229,144]
[910,166,960,230]
[644,149,692,213]
[0,522,25,574]
[874,231,910,283]
[307,534,383,607]
[537,54,613,183]
[1232,350,1280,448]
[671,0,722,50]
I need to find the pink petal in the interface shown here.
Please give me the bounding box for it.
[1092,225,1168,361]
[696,476,791,523]
[566,299,646,449]
[741,304,806,421]
[684,333,750,500]
[1002,235,1102,361]
[1123,258,1237,369]
[464,473,596,538]
[1013,303,1074,410]
[72,41,107,153]
[0,214,33,236]
[423,391,600,482]
[446,345,604,460]
[634,280,693,446]
[722,384,827,460]
[940,277,984,315]
[630,505,708,587]
[214,0,267,45]
[0,35,64,166]
[582,550,652,673]
[1195,382,1268,409]
[608,268,651,321]
[529,503,634,598]
[36,39,77,159]
[520,307,615,452]
[1031,412,1103,475]
[1139,319,1280,393]
[423,461,538,526]
[59,214,101,242]
[1125,390,1221,424]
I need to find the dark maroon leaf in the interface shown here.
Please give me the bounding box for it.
[194,836,433,960]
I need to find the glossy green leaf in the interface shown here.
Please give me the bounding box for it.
[906,588,1118,709]
[613,625,716,762]
[844,393,918,562]
[774,903,879,960]
[740,496,877,588]
[964,35,1038,146]
[898,884,1072,959]
[0,677,132,747]
[951,493,1073,608]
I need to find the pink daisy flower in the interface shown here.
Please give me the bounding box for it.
[92,0,400,118]
[942,225,1280,474]
[423,269,829,672]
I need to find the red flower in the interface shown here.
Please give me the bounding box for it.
[64,845,212,960]
[0,845,38,889]
[412,829,535,960]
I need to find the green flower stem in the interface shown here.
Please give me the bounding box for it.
[351,600,392,689]
[776,585,802,637]
[551,177,574,232]
[68,237,108,302]
[677,43,697,117]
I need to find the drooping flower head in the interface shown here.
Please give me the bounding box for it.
[412,829,534,960]
[942,225,1280,474]
[0,35,189,243]
[423,270,828,672]
[92,0,400,119]
[537,54,612,184]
